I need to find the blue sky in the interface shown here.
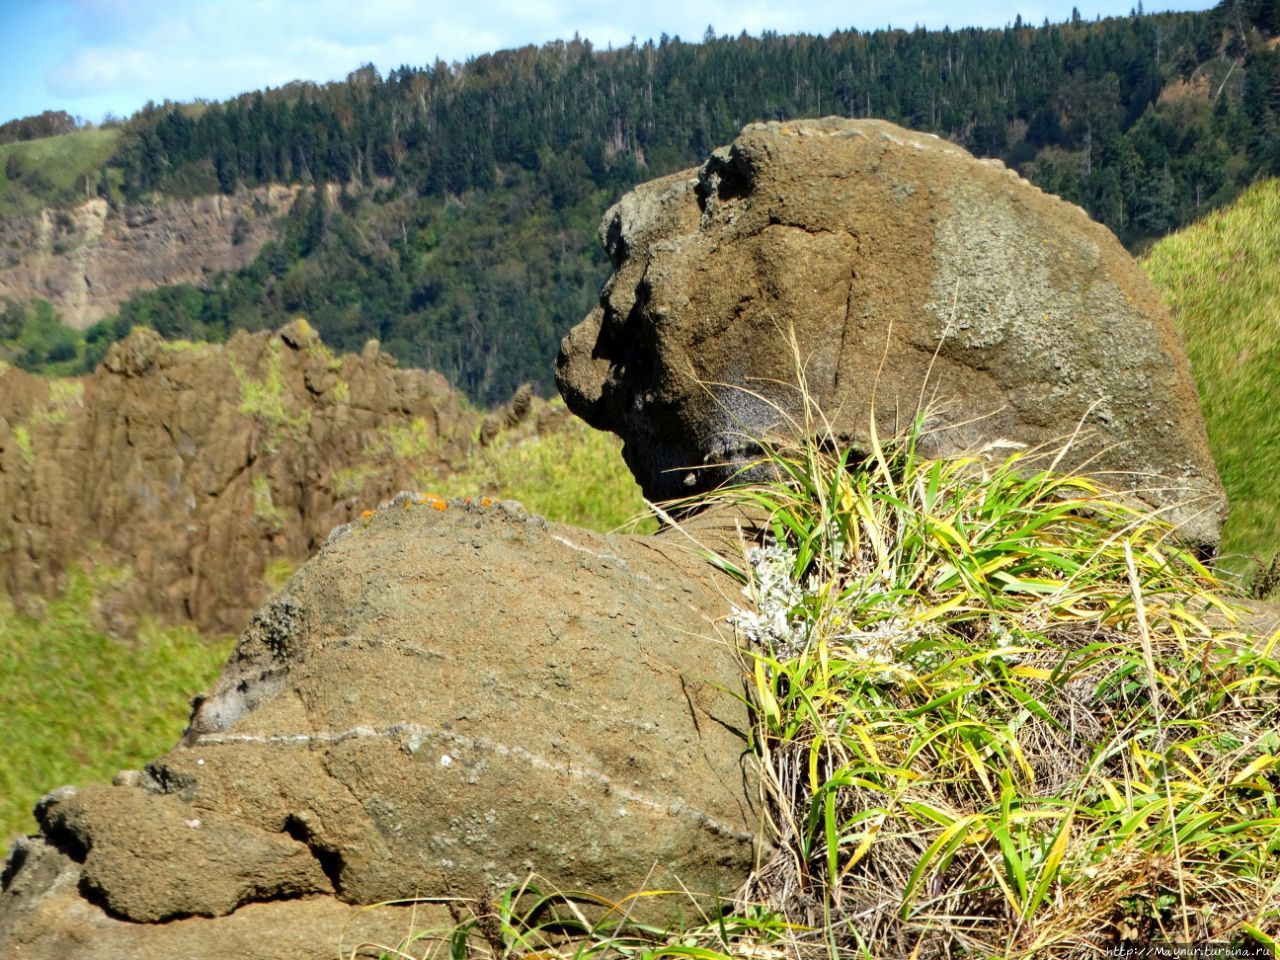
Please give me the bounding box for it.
[1,0,1215,127]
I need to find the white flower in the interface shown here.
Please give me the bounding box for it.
[729,541,811,656]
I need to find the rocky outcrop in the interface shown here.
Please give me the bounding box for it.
[0,322,477,634]
[0,185,299,330]
[557,118,1226,549]
[1,496,758,957]
[0,834,450,960]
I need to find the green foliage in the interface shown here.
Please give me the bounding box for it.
[0,128,120,215]
[429,411,651,532]
[331,463,375,498]
[1142,178,1280,581]
[0,568,233,840]
[0,110,78,146]
[250,474,284,532]
[0,299,85,375]
[373,417,443,461]
[233,340,311,449]
[262,557,298,591]
[691,412,1280,955]
[28,380,84,427]
[96,174,608,404]
[11,424,33,466]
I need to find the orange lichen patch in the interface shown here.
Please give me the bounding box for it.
[409,492,449,512]
[360,509,376,519]
[480,497,494,508]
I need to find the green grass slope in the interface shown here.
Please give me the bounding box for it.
[0,567,232,840]
[1142,178,1280,574]
[0,128,120,216]
[429,413,651,533]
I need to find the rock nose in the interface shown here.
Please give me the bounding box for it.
[554,305,612,431]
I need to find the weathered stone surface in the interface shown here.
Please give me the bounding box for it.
[37,785,332,921]
[1,496,758,951]
[557,117,1226,549]
[0,322,476,634]
[0,836,442,960]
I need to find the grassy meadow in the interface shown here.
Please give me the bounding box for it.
[1142,178,1280,580]
[0,128,121,216]
[426,410,653,533]
[0,568,233,840]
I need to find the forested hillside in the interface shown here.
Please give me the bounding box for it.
[2,0,1278,402]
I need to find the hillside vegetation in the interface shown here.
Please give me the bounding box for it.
[2,3,1278,402]
[1143,177,1280,575]
[0,568,233,840]
[0,128,120,216]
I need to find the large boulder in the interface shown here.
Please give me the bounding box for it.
[557,118,1225,549]
[1,496,759,957]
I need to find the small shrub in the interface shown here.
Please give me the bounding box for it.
[331,463,374,498]
[374,417,440,461]
[11,424,33,465]
[27,378,85,427]
[262,557,298,591]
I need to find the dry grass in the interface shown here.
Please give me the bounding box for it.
[698,404,1280,958]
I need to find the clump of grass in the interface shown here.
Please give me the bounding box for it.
[694,408,1280,957]
[11,423,34,466]
[375,417,442,461]
[27,378,84,427]
[332,463,377,498]
[1142,179,1280,582]
[262,557,298,591]
[0,567,233,840]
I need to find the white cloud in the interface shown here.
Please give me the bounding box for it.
[46,45,155,95]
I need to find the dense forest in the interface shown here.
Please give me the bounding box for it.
[4,0,1280,402]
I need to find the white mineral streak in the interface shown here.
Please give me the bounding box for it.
[191,722,754,843]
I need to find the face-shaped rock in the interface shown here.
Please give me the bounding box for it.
[557,118,1225,550]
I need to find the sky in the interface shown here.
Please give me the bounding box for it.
[0,0,1216,128]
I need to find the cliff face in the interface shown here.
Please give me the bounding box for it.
[0,186,299,329]
[0,322,477,634]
